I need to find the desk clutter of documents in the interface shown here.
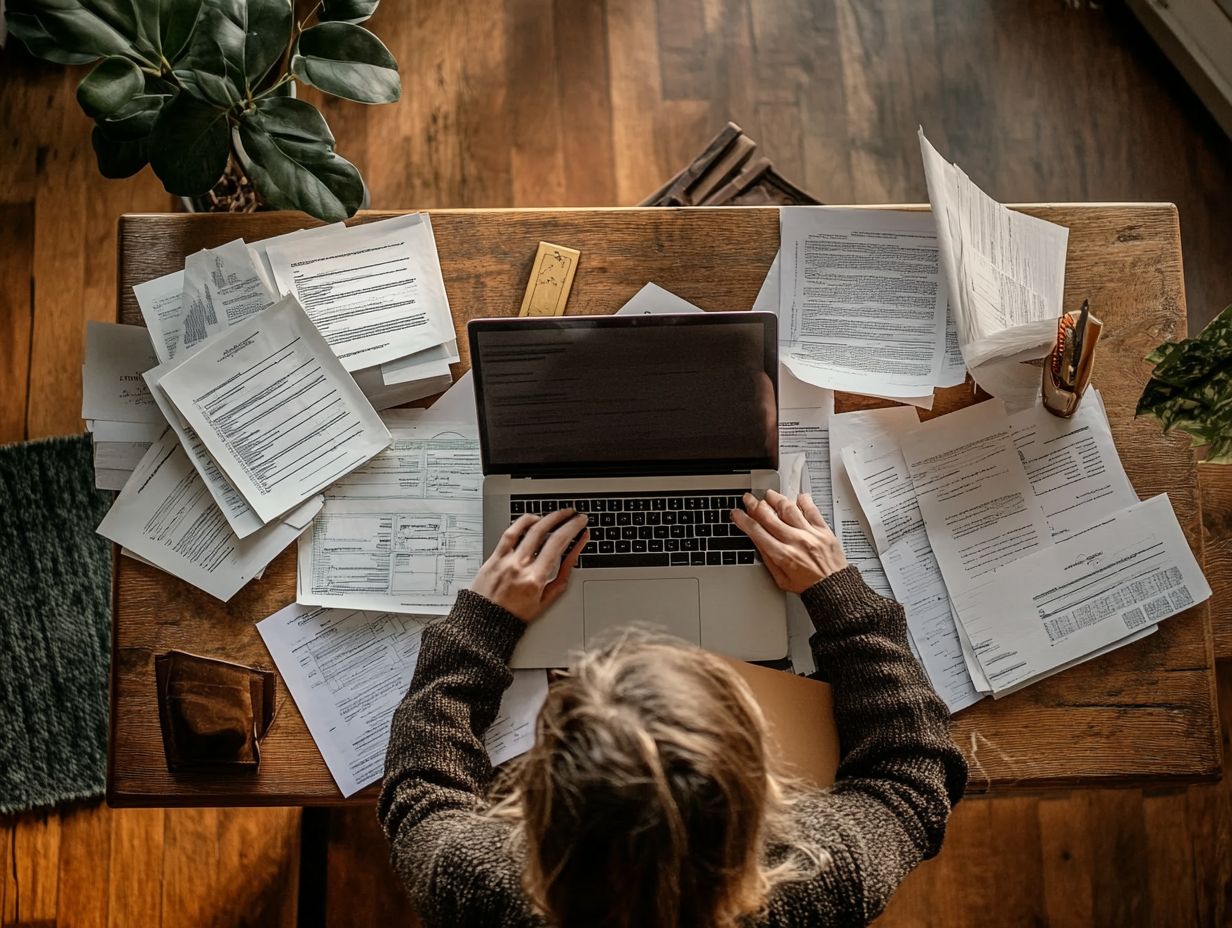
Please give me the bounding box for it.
[88,133,1210,799]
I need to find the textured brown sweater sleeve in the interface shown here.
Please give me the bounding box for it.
[378,589,543,928]
[765,565,968,926]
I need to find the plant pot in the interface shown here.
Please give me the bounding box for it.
[180,154,264,214]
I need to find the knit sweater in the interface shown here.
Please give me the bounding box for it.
[378,566,968,927]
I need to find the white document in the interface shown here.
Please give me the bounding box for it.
[380,339,459,386]
[133,269,186,363]
[900,399,1051,690]
[484,668,550,766]
[96,468,132,491]
[919,128,1069,369]
[829,406,920,597]
[258,604,548,797]
[266,213,455,372]
[1009,392,1138,542]
[325,423,481,501]
[93,440,150,472]
[842,435,984,709]
[89,420,165,443]
[247,222,347,296]
[779,397,834,525]
[420,370,477,426]
[96,429,321,601]
[156,296,391,524]
[353,365,453,412]
[81,322,161,423]
[298,499,484,614]
[752,253,780,314]
[179,239,276,356]
[779,207,948,399]
[960,494,1209,693]
[144,358,268,538]
[881,530,984,712]
[616,282,705,315]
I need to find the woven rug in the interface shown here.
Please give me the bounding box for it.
[0,434,113,814]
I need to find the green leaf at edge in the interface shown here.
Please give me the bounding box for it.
[291,22,400,105]
[319,0,380,24]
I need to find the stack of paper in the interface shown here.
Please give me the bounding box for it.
[833,393,1210,708]
[82,321,166,490]
[263,213,458,409]
[97,293,392,602]
[133,216,457,411]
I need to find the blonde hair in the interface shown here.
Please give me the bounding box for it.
[488,628,827,928]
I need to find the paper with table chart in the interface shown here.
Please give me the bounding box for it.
[134,269,186,364]
[323,422,481,501]
[298,423,484,613]
[257,603,548,797]
[958,494,1208,694]
[919,128,1069,370]
[778,208,950,400]
[829,406,920,600]
[96,428,321,601]
[156,295,390,524]
[179,239,276,357]
[266,213,455,372]
[297,501,484,614]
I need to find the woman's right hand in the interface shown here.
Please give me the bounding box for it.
[730,489,847,594]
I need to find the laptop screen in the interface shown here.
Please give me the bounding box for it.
[469,313,778,477]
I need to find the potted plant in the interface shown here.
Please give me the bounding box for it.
[1137,305,1232,463]
[6,0,399,222]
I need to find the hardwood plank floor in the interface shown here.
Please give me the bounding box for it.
[2,1,1230,925]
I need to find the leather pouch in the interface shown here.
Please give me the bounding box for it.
[155,651,275,771]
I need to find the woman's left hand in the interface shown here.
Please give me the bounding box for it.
[469,508,589,622]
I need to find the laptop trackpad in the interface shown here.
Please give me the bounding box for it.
[582,579,702,644]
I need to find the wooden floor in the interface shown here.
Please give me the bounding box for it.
[2,1,1231,925]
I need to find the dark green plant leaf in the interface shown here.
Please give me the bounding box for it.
[6,0,142,62]
[91,124,149,177]
[174,38,241,107]
[131,0,208,64]
[77,56,144,118]
[320,0,379,24]
[236,97,363,221]
[245,0,293,88]
[149,92,231,195]
[1137,304,1232,464]
[6,11,100,63]
[291,22,400,104]
[94,93,169,140]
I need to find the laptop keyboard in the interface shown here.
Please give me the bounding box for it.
[510,490,759,569]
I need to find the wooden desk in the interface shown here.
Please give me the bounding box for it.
[109,206,1220,806]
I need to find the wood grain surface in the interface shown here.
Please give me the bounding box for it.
[109,204,1218,805]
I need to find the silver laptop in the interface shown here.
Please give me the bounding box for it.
[469,312,787,668]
